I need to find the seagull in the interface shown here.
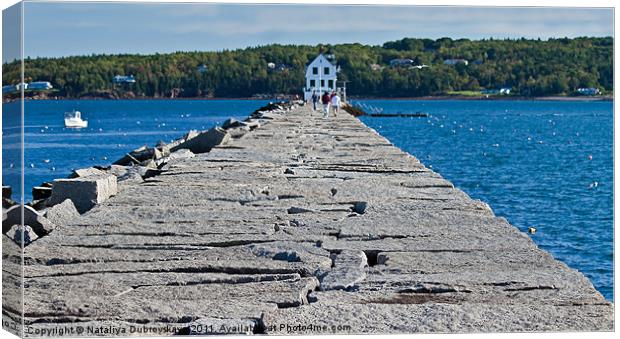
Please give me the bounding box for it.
[412,64,430,69]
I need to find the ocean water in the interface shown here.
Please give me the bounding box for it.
[2,99,268,201]
[355,99,613,301]
[1,99,613,301]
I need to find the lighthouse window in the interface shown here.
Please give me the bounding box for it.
[312,67,318,75]
[324,67,330,75]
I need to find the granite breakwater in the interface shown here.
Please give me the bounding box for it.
[2,101,613,336]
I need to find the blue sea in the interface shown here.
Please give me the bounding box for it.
[355,99,613,301]
[1,99,614,301]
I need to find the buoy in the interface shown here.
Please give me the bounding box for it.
[588,155,593,161]
[528,227,537,234]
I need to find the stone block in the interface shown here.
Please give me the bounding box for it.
[2,186,11,200]
[49,174,118,213]
[32,186,53,200]
[171,127,231,154]
[3,204,57,236]
[71,167,106,178]
[44,199,80,227]
[8,224,38,246]
[155,149,195,167]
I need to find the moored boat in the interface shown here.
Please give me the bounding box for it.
[64,110,88,128]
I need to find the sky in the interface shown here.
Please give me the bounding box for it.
[2,1,615,62]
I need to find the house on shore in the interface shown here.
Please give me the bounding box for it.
[482,87,511,95]
[112,75,136,84]
[303,54,338,101]
[577,88,600,96]
[389,58,415,67]
[3,81,52,94]
[27,81,53,90]
[444,58,469,66]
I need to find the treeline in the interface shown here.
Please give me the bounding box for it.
[2,37,613,98]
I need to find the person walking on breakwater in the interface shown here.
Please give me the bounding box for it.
[331,92,341,116]
[311,91,319,111]
[321,92,331,118]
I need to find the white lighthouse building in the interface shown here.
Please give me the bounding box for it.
[303,54,338,101]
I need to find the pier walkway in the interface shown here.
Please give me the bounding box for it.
[4,104,614,335]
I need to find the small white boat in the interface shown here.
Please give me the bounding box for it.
[64,110,88,128]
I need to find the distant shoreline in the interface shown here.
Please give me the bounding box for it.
[4,95,613,103]
[349,95,614,102]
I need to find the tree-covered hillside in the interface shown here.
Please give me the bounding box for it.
[2,37,613,98]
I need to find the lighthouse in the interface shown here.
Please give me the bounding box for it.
[303,53,338,101]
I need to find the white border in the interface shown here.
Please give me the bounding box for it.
[0,1,616,339]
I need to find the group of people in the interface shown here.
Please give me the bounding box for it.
[311,91,341,118]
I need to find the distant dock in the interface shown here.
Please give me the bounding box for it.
[2,102,613,335]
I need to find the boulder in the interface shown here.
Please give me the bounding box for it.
[140,158,158,169]
[227,127,250,139]
[44,199,80,227]
[183,130,200,141]
[157,131,197,156]
[48,174,118,213]
[32,186,53,200]
[2,186,11,200]
[2,186,14,208]
[116,166,144,184]
[170,127,231,154]
[2,198,15,209]
[8,224,38,246]
[3,204,57,236]
[155,149,195,167]
[106,165,130,177]
[114,146,159,166]
[27,199,48,211]
[243,119,261,130]
[221,118,243,129]
[71,167,106,178]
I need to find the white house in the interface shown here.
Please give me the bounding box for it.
[577,87,600,96]
[28,81,53,90]
[112,75,136,84]
[389,58,415,67]
[303,54,337,101]
[443,58,469,66]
